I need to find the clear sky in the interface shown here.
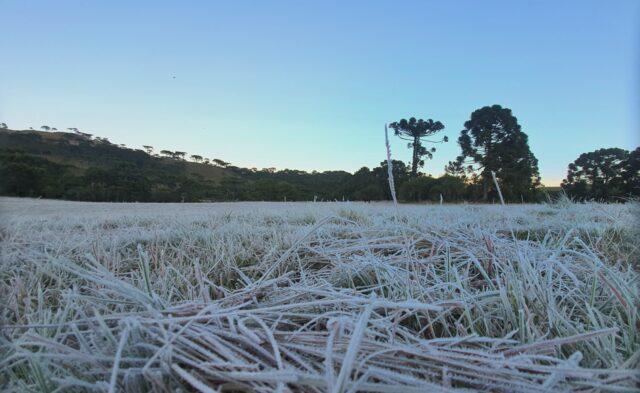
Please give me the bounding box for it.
[1,1,638,185]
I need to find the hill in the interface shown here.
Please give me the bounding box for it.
[0,129,552,203]
[0,129,234,201]
[0,129,230,181]
[0,129,395,202]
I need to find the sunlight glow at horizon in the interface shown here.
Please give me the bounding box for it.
[1,1,638,186]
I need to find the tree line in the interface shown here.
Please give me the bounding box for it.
[0,105,638,202]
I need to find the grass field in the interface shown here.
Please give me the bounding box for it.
[1,197,639,392]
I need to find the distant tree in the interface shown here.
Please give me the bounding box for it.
[447,105,540,201]
[51,128,57,131]
[160,150,173,157]
[143,145,154,155]
[399,176,438,202]
[0,157,45,196]
[213,159,230,167]
[41,125,51,131]
[263,167,276,173]
[190,154,203,163]
[372,159,410,200]
[251,179,298,201]
[431,175,466,202]
[68,127,79,133]
[389,117,447,177]
[174,151,187,160]
[399,174,466,202]
[621,147,640,196]
[220,177,245,200]
[561,148,631,200]
[203,158,211,165]
[0,123,7,129]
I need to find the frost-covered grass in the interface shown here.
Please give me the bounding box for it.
[0,197,639,392]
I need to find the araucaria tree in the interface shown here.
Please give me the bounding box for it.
[389,117,447,177]
[561,147,638,200]
[447,105,540,201]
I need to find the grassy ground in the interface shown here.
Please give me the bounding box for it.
[1,198,639,392]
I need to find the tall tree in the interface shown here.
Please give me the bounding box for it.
[447,105,540,201]
[143,145,154,155]
[389,117,447,177]
[41,125,51,131]
[190,154,203,163]
[0,123,7,129]
[561,148,631,200]
[621,147,640,196]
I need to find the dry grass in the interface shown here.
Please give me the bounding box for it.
[1,197,639,392]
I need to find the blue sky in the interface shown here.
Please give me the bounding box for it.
[1,1,638,185]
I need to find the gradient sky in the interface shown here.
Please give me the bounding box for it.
[1,1,638,185]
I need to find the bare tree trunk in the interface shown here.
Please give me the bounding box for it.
[482,170,490,201]
[411,137,419,177]
[482,141,492,201]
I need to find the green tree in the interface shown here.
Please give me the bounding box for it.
[561,148,630,200]
[372,160,410,200]
[398,176,437,202]
[399,174,466,202]
[621,147,640,196]
[0,160,45,196]
[431,175,466,202]
[447,105,540,201]
[389,117,447,177]
[251,179,298,201]
[213,159,230,167]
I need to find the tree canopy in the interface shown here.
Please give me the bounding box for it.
[447,105,540,201]
[389,117,447,177]
[562,147,639,200]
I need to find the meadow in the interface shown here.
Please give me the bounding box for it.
[1,197,639,392]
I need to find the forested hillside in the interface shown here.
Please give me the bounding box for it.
[0,129,230,202]
[1,129,453,202]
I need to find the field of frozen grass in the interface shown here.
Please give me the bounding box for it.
[1,197,639,392]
